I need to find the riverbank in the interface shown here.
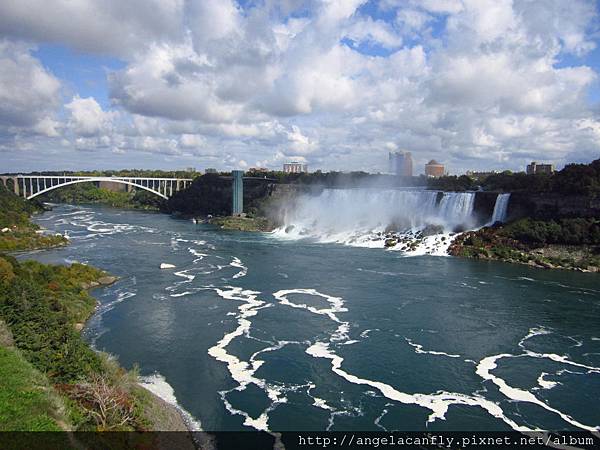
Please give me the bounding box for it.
[449,219,600,272]
[0,187,197,434]
[0,185,67,252]
[208,215,274,232]
[0,254,196,434]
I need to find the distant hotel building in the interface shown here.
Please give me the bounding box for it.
[465,170,500,181]
[389,151,413,177]
[526,161,555,175]
[424,160,445,178]
[283,162,308,173]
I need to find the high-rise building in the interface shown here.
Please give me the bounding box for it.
[205,168,218,174]
[424,160,445,178]
[283,162,308,173]
[389,151,413,177]
[526,162,555,175]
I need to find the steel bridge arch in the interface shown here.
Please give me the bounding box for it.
[27,178,170,200]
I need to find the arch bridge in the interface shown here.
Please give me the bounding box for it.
[0,175,193,200]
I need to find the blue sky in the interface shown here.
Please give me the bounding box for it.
[1,0,600,174]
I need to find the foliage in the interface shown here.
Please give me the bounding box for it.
[59,373,135,430]
[0,257,105,382]
[0,184,43,229]
[427,175,476,191]
[0,184,67,251]
[39,183,164,210]
[501,218,600,246]
[550,159,600,195]
[0,346,64,431]
[166,173,272,216]
[450,219,600,271]
[479,158,600,195]
[210,216,273,232]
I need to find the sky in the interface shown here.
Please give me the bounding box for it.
[1,0,600,175]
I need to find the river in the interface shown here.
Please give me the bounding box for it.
[23,202,600,432]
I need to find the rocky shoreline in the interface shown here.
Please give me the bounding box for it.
[450,226,600,273]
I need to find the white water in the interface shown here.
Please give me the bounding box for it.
[489,193,511,224]
[273,189,477,254]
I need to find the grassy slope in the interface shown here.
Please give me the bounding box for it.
[0,346,65,431]
[0,256,191,432]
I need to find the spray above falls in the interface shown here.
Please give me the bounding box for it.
[272,189,479,254]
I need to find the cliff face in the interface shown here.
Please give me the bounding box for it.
[471,191,600,224]
[257,184,322,226]
[507,193,600,221]
[472,192,498,224]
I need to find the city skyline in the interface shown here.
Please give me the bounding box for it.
[2,1,600,174]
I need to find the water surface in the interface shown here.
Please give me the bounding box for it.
[25,204,600,432]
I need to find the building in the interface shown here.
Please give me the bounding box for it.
[424,160,445,178]
[232,170,244,216]
[249,167,269,174]
[205,168,218,174]
[465,170,501,180]
[526,162,555,175]
[388,151,413,177]
[283,162,308,173]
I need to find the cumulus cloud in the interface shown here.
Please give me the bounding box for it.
[0,40,60,136]
[0,0,184,57]
[1,0,600,173]
[65,96,117,137]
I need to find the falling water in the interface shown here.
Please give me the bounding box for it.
[489,193,511,224]
[273,189,477,254]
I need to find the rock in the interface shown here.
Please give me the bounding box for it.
[539,261,555,269]
[421,224,445,237]
[97,276,118,285]
[160,263,176,269]
[74,323,84,332]
[384,238,397,248]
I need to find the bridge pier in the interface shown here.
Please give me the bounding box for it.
[232,170,244,216]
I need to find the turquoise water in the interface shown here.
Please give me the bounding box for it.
[25,204,600,432]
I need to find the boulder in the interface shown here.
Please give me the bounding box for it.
[97,276,118,285]
[384,238,397,248]
[421,224,445,237]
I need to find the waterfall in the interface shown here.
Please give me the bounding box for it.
[489,193,511,224]
[438,192,476,225]
[273,188,479,254]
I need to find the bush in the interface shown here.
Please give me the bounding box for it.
[503,218,600,246]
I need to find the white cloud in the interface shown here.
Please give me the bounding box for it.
[0,40,60,136]
[65,96,117,137]
[1,0,600,174]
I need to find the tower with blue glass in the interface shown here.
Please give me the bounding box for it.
[232,170,244,215]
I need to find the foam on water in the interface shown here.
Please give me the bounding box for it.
[230,257,248,279]
[405,338,462,358]
[474,327,600,432]
[139,373,203,431]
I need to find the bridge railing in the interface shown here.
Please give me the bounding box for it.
[0,175,193,200]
